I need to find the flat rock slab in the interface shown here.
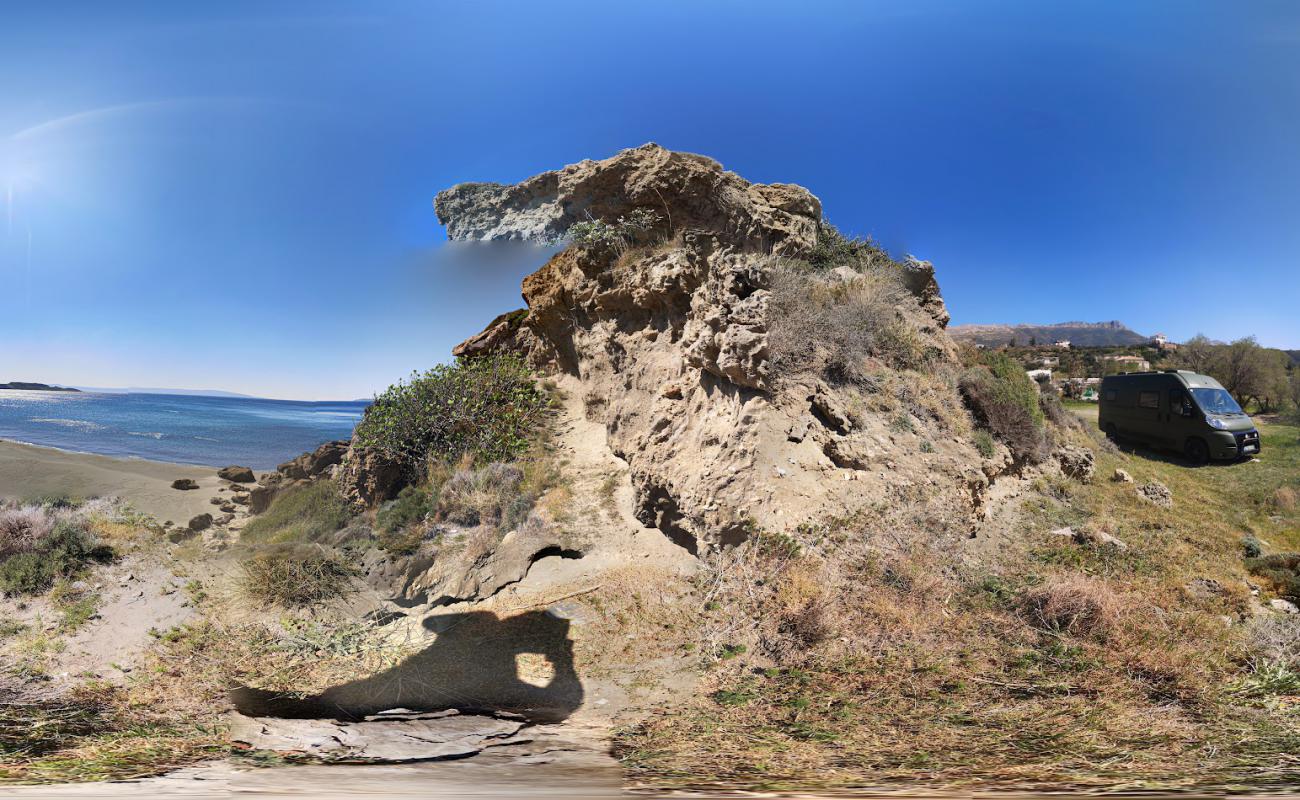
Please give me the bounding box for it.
[229,709,526,762]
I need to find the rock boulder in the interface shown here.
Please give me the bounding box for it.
[217,465,256,483]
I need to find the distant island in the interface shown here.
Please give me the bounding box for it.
[949,320,1150,348]
[0,382,80,392]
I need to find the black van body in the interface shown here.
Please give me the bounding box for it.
[1098,370,1260,463]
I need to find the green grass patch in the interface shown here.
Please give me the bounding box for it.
[240,481,352,544]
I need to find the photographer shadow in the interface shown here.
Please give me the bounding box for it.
[231,609,583,723]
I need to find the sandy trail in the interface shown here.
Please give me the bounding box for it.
[0,440,230,527]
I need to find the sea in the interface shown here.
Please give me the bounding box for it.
[0,390,369,470]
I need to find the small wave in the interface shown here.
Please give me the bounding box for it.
[29,417,106,432]
[129,431,165,439]
[193,435,219,442]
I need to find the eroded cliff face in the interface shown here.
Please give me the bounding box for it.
[437,144,984,553]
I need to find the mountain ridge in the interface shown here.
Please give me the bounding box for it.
[950,320,1150,347]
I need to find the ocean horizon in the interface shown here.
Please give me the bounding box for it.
[0,389,369,470]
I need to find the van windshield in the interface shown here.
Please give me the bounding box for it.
[1191,388,1244,415]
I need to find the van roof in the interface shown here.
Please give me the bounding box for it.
[1101,370,1226,390]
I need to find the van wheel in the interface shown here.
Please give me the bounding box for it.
[1104,423,1118,441]
[1184,438,1210,465]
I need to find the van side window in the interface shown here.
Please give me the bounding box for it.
[1104,389,1117,402]
[1138,391,1159,409]
[1170,389,1190,414]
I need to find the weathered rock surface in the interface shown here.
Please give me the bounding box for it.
[435,143,822,257]
[187,513,213,532]
[171,478,199,491]
[217,465,256,483]
[1112,468,1134,483]
[1137,481,1173,508]
[228,709,525,762]
[1057,446,1095,483]
[438,145,974,551]
[337,439,406,510]
[278,441,348,481]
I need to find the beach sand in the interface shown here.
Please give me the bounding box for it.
[0,440,232,527]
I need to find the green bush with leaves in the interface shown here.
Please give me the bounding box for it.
[960,353,1048,462]
[354,354,550,479]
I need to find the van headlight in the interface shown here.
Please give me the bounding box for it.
[1207,417,1228,430]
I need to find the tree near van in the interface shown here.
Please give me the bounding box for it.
[1099,369,1261,464]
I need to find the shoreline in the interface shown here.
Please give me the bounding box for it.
[0,437,214,470]
[0,439,238,528]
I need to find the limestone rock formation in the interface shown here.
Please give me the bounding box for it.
[437,145,975,552]
[435,143,822,257]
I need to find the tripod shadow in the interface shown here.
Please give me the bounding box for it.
[231,609,583,723]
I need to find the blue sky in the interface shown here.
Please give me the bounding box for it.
[1,1,1297,399]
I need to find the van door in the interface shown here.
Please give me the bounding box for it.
[1164,387,1197,450]
[1134,386,1163,445]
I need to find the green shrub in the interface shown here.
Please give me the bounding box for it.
[804,221,899,272]
[0,521,112,596]
[0,552,55,595]
[973,430,996,459]
[566,208,663,251]
[241,481,352,543]
[1247,553,1300,601]
[1242,535,1264,559]
[240,546,359,607]
[354,355,550,479]
[960,354,1048,462]
[375,485,435,555]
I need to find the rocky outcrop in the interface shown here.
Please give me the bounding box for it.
[217,466,255,483]
[435,143,822,257]
[337,440,406,510]
[438,145,973,551]
[171,478,199,491]
[278,441,348,481]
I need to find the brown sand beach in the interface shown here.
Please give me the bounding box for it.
[0,439,230,527]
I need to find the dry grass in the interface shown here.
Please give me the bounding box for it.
[239,546,360,607]
[616,419,1300,791]
[1017,575,1122,638]
[768,263,927,384]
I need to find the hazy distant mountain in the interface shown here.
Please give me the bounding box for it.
[75,386,259,399]
[948,320,1150,348]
